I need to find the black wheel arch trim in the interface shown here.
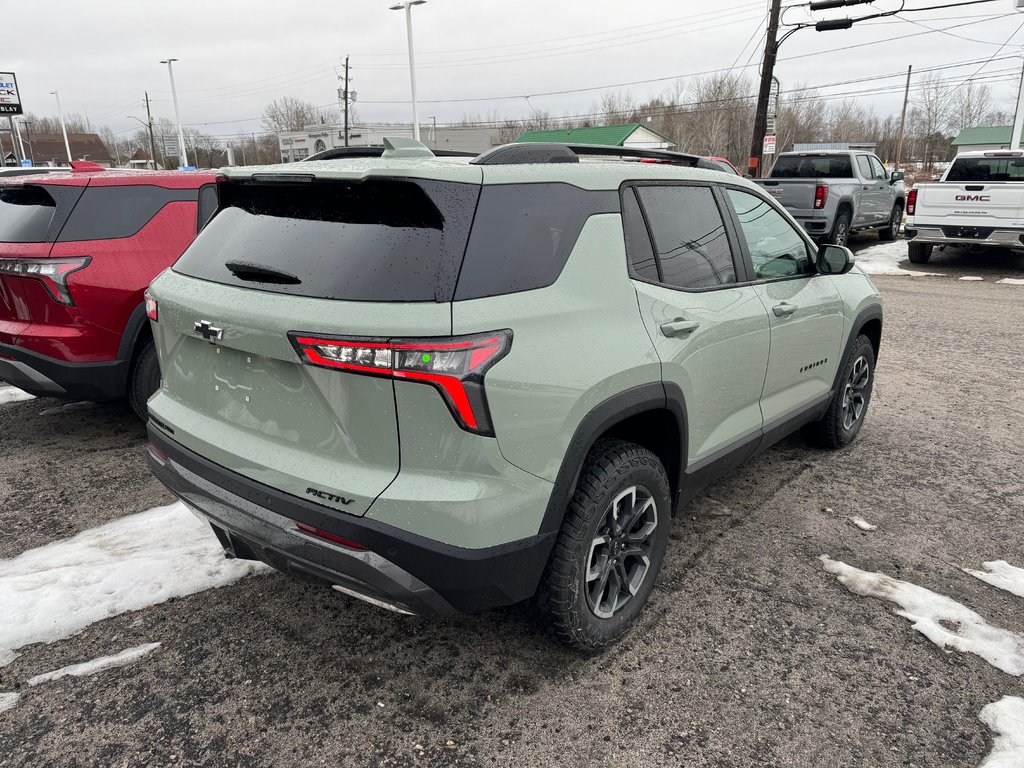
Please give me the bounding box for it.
[116,302,152,364]
[832,305,883,394]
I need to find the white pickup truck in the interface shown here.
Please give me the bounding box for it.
[905,149,1024,263]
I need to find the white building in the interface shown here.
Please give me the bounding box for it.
[278,124,501,161]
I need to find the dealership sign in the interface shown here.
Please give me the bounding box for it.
[0,73,22,115]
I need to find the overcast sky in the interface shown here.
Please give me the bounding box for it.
[5,0,1023,140]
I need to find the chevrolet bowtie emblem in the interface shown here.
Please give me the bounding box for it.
[193,320,223,341]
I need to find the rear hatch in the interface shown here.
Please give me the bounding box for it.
[755,179,819,211]
[917,154,1024,227]
[148,164,482,516]
[0,181,85,344]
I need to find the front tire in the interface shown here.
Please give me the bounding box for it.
[810,335,875,449]
[878,204,902,241]
[538,439,671,650]
[128,338,161,421]
[908,242,932,264]
[827,211,851,247]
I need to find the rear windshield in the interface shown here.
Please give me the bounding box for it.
[945,156,1024,182]
[174,179,478,302]
[769,155,853,179]
[0,185,57,243]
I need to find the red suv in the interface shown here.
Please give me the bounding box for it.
[0,163,218,417]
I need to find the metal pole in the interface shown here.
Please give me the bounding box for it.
[1012,57,1024,151]
[7,117,23,165]
[52,90,73,163]
[22,119,34,165]
[894,65,912,168]
[144,92,159,170]
[344,55,350,147]
[162,59,189,167]
[12,117,26,162]
[748,0,782,178]
[405,4,420,141]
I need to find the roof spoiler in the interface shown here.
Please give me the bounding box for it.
[380,137,435,159]
[470,142,703,166]
[69,161,106,173]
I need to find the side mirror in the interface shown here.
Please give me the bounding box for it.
[890,170,904,183]
[816,244,854,275]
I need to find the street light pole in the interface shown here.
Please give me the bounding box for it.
[389,1,426,141]
[50,90,73,163]
[19,119,35,165]
[160,58,189,168]
[1012,54,1024,151]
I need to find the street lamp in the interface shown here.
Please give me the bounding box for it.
[50,90,73,164]
[389,0,426,141]
[159,58,189,168]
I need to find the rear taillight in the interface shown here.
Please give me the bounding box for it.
[290,330,512,436]
[0,257,90,305]
[144,289,158,321]
[814,185,828,210]
[907,189,918,216]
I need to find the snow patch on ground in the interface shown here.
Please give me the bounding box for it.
[0,385,35,405]
[960,276,984,281]
[819,556,1024,676]
[38,401,96,416]
[978,696,1024,768]
[853,240,940,276]
[0,692,18,714]
[996,278,1024,286]
[27,642,161,686]
[0,502,270,667]
[849,516,878,531]
[965,561,1024,600]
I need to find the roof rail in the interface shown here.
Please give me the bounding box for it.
[304,145,475,162]
[471,142,704,167]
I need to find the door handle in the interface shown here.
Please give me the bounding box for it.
[773,302,798,318]
[862,185,870,190]
[660,319,700,337]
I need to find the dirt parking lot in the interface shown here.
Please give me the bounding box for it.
[1,240,1022,768]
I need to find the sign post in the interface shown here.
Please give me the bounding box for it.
[763,135,777,156]
[1,72,23,166]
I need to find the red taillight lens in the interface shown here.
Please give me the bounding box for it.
[907,189,918,216]
[294,521,367,550]
[0,256,90,305]
[290,330,512,436]
[814,185,828,210]
[144,289,158,322]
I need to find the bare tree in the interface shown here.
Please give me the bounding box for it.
[262,97,322,133]
[908,72,955,168]
[950,82,994,135]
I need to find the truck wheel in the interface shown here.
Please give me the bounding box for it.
[907,242,932,264]
[878,204,902,241]
[809,334,875,450]
[537,439,671,651]
[128,338,161,421]
[827,212,851,247]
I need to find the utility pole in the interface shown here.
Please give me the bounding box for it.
[51,90,73,163]
[144,91,159,170]
[894,65,912,169]
[342,56,351,147]
[160,58,188,168]
[1012,55,1024,151]
[748,0,782,178]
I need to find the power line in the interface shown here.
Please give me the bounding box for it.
[949,18,1024,95]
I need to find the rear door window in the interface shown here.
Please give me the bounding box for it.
[0,185,57,243]
[57,186,196,241]
[634,185,736,290]
[175,178,479,303]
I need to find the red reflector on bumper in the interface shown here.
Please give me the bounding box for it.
[295,521,367,550]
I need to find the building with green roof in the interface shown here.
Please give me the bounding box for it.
[515,123,675,149]
[951,125,1015,153]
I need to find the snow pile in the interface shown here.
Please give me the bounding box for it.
[819,556,1024,676]
[978,696,1024,768]
[0,385,35,405]
[28,643,161,687]
[0,692,18,714]
[853,241,939,277]
[965,561,1024,600]
[960,276,984,281]
[0,502,270,666]
[849,516,878,531]
[997,278,1024,286]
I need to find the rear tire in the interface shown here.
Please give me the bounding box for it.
[827,211,851,247]
[128,338,161,421]
[878,204,902,241]
[809,334,875,450]
[537,439,671,651]
[908,242,933,264]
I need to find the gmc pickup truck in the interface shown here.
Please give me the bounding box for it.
[755,150,906,246]
[904,150,1024,263]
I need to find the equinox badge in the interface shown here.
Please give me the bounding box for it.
[193,320,223,341]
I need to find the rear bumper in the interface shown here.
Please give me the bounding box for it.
[0,342,127,400]
[146,424,557,616]
[905,225,1024,250]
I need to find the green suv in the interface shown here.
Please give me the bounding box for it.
[145,139,882,649]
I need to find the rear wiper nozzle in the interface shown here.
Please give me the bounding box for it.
[224,260,301,285]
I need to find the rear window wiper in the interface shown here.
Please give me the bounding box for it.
[224,260,301,285]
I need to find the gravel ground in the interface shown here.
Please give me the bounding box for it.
[1,239,1022,767]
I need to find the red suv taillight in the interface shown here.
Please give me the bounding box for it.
[907,189,918,216]
[144,289,158,321]
[0,256,90,305]
[814,185,828,210]
[290,330,512,436]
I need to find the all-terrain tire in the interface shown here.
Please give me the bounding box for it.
[907,242,933,264]
[128,338,161,421]
[827,211,851,247]
[809,334,875,450]
[878,203,902,242]
[537,439,671,651]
